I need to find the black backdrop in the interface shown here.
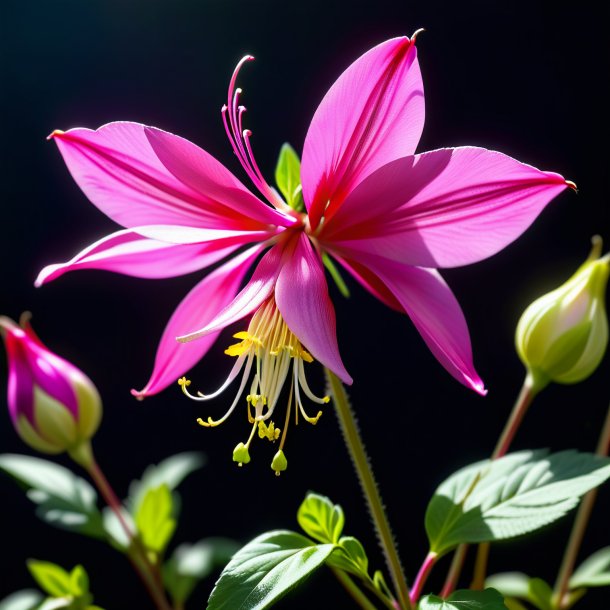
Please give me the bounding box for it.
[1,1,608,608]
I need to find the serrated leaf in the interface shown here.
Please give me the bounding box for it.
[274,143,303,210]
[0,590,44,610]
[425,450,610,555]
[27,561,73,597]
[207,530,334,610]
[570,546,610,588]
[163,538,240,604]
[0,454,104,539]
[134,484,176,554]
[327,536,369,578]
[297,493,344,544]
[128,452,205,515]
[418,588,508,609]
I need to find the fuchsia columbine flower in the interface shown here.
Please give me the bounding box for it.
[37,34,573,472]
[0,316,101,461]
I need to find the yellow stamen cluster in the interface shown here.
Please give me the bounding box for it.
[179,298,329,475]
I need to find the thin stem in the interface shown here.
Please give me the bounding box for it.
[440,545,468,598]
[86,459,173,610]
[443,375,537,595]
[553,402,610,608]
[331,568,378,610]
[410,552,438,604]
[326,370,412,610]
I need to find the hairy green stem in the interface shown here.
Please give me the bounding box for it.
[326,370,411,610]
[332,568,378,610]
[553,402,610,608]
[86,458,173,610]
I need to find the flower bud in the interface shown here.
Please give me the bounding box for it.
[0,315,102,463]
[516,237,609,391]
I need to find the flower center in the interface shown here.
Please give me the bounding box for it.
[178,297,329,475]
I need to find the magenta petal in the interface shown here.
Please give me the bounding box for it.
[301,36,424,230]
[275,233,352,384]
[352,254,485,394]
[176,244,284,343]
[51,122,289,232]
[132,246,263,397]
[35,229,242,286]
[325,147,570,268]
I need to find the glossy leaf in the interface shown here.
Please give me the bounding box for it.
[0,454,104,539]
[207,530,334,609]
[297,493,344,544]
[0,590,43,610]
[327,536,369,578]
[163,538,239,604]
[101,506,133,551]
[570,546,610,589]
[419,588,508,609]
[275,143,304,210]
[486,573,531,600]
[425,450,610,555]
[134,484,176,553]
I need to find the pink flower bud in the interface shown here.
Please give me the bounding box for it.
[0,315,102,457]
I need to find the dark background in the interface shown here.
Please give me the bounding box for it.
[1,1,608,608]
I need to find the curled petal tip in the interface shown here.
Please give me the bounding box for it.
[47,129,65,141]
[565,179,578,192]
[130,388,147,401]
[411,28,426,41]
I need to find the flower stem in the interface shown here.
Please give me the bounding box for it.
[442,375,537,595]
[331,568,378,610]
[86,457,173,610]
[410,552,438,604]
[553,402,610,609]
[326,370,411,610]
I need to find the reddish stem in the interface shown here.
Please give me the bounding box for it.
[410,552,438,604]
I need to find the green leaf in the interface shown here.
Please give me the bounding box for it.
[101,506,133,551]
[0,454,104,539]
[27,561,73,597]
[69,565,89,597]
[418,588,509,609]
[486,573,531,599]
[297,493,344,544]
[504,600,528,610]
[134,484,176,554]
[207,530,334,609]
[425,450,610,555]
[327,537,369,578]
[163,538,240,604]
[0,590,43,610]
[322,254,351,298]
[128,452,205,514]
[570,546,610,588]
[36,600,71,610]
[274,143,303,210]
[527,578,553,610]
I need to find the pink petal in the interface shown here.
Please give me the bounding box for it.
[51,122,293,232]
[323,147,571,268]
[301,36,424,230]
[35,229,240,286]
[275,233,352,384]
[132,246,263,397]
[176,243,284,343]
[345,252,485,394]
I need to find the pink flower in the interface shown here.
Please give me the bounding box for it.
[37,35,571,464]
[0,315,102,457]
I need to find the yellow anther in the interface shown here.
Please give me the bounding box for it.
[322,396,330,404]
[196,416,221,428]
[178,377,191,391]
[303,410,323,425]
[258,420,281,442]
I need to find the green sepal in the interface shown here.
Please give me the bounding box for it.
[0,454,104,539]
[418,588,509,609]
[207,530,334,610]
[297,492,344,544]
[274,143,304,211]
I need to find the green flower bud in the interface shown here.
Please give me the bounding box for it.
[516,237,609,392]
